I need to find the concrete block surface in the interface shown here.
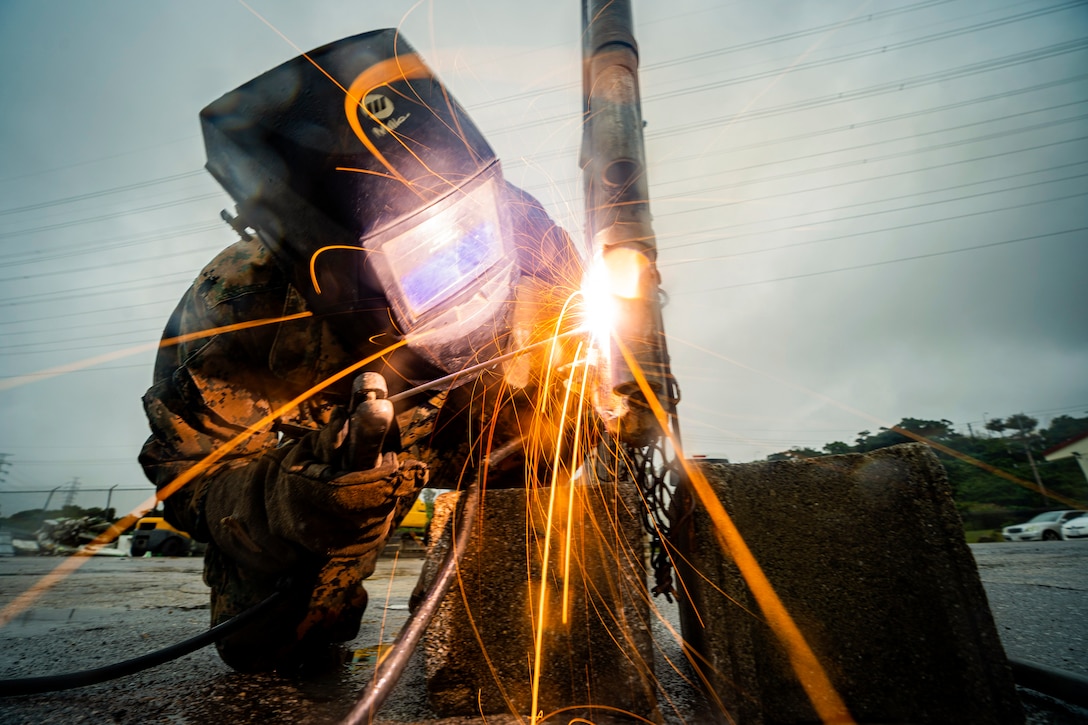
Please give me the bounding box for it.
[672,443,1023,724]
[419,483,659,722]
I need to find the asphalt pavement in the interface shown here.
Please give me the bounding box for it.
[0,542,1084,724]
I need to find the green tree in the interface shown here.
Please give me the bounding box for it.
[1041,414,1088,448]
[1004,413,1038,438]
[754,412,1088,509]
[766,447,822,461]
[853,418,956,452]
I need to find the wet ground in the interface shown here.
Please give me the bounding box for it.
[0,542,1084,724]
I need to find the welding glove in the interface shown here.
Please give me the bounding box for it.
[203,392,428,577]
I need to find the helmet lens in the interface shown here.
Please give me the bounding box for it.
[381,177,504,320]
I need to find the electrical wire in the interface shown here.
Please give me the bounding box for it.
[0,170,206,217]
[661,175,1088,264]
[688,226,1086,294]
[0,587,286,697]
[489,36,1088,137]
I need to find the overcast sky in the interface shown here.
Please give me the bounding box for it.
[0,0,1085,517]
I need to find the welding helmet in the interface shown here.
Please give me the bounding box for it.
[200,30,517,373]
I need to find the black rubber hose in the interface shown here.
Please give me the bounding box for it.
[0,588,286,697]
[339,479,480,725]
[339,438,521,725]
[1008,656,1088,710]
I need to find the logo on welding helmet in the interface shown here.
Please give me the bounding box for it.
[344,55,429,155]
[363,94,395,121]
[363,93,411,139]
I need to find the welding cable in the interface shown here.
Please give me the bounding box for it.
[1008,657,1088,710]
[0,586,287,697]
[339,437,522,725]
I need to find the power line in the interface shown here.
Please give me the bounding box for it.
[0,221,223,266]
[689,226,1087,294]
[656,132,1088,247]
[660,172,1088,262]
[0,240,223,285]
[0,12,1077,242]
[649,2,1084,104]
[0,297,183,329]
[651,105,1088,205]
[0,192,223,242]
[489,37,1088,136]
[0,327,166,356]
[0,170,205,217]
[651,141,1087,243]
[508,73,1088,191]
[0,271,195,308]
[644,74,1087,185]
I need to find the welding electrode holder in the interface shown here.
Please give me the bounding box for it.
[343,372,393,472]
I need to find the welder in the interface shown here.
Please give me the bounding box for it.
[138,30,582,674]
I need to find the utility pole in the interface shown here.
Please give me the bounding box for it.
[105,484,118,518]
[1013,419,1048,506]
[62,477,80,509]
[0,454,8,518]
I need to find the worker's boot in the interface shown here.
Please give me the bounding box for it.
[203,543,305,672]
[204,544,364,675]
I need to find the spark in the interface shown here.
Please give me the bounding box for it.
[375,550,400,671]
[700,0,872,152]
[560,348,593,623]
[237,0,467,199]
[529,339,582,725]
[613,336,855,725]
[540,704,658,724]
[0,311,313,391]
[0,338,408,627]
[670,334,1086,508]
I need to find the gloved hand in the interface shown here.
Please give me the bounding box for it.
[203,373,428,575]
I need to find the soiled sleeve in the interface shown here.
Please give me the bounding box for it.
[138,239,290,539]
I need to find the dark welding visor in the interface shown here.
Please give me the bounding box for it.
[200,29,515,371]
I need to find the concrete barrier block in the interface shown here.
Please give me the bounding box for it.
[673,443,1023,724]
[418,484,658,721]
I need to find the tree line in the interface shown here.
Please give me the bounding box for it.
[765,413,1088,515]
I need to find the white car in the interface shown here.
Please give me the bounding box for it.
[1001,510,1084,542]
[1060,512,1088,540]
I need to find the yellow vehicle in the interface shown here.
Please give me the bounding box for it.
[394,497,432,552]
[130,517,194,557]
[397,498,430,531]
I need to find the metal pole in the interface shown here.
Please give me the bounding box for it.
[582,0,686,607]
[581,0,674,442]
[1014,420,1048,505]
